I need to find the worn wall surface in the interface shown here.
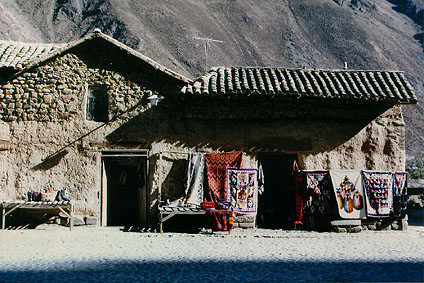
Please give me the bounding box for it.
[0,45,408,227]
[122,97,406,227]
[0,43,183,218]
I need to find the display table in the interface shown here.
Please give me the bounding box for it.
[159,206,206,233]
[1,201,73,231]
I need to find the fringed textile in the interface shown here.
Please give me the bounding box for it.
[205,152,243,203]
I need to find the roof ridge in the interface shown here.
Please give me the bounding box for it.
[3,31,191,84]
[206,66,405,73]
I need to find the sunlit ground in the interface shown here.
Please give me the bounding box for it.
[0,225,423,282]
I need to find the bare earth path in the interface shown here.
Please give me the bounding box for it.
[0,226,423,282]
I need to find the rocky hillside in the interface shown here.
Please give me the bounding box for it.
[1,0,423,169]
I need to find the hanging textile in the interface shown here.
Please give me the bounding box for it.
[182,153,205,206]
[227,168,258,212]
[362,171,394,217]
[205,152,243,203]
[330,170,366,219]
[257,163,265,195]
[292,161,304,228]
[393,172,408,217]
[303,171,331,215]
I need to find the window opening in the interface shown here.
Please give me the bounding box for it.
[86,86,108,122]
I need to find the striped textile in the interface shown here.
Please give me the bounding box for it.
[205,152,243,203]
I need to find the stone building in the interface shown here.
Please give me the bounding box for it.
[0,31,189,227]
[0,31,418,230]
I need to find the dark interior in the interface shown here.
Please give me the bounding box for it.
[103,157,146,226]
[257,153,297,229]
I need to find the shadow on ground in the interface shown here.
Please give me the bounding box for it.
[0,260,422,282]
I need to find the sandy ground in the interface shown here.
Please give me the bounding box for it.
[0,225,423,282]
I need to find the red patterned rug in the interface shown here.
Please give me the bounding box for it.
[206,152,243,203]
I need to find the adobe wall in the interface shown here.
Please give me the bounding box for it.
[125,98,406,228]
[300,105,405,171]
[0,51,407,229]
[0,52,162,218]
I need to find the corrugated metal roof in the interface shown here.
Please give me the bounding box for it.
[181,67,417,104]
[0,40,64,70]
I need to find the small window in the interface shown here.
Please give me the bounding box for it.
[86,86,108,122]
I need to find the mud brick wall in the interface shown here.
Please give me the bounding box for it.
[0,49,408,229]
[0,52,162,217]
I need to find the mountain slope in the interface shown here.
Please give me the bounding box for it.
[1,0,423,168]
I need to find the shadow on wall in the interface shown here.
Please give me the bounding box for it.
[0,259,422,282]
[160,157,188,202]
[31,150,69,171]
[105,97,391,154]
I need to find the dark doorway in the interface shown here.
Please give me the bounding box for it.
[257,154,297,229]
[103,156,147,226]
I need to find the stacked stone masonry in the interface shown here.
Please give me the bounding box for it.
[0,53,150,123]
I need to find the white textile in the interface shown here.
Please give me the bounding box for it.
[330,170,366,219]
[183,153,205,206]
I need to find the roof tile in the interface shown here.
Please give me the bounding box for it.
[0,40,64,70]
[182,67,417,104]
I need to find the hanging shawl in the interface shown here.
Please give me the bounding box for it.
[182,153,205,206]
[393,172,408,217]
[330,170,366,219]
[303,171,331,215]
[292,160,304,226]
[205,152,243,203]
[362,171,394,217]
[257,163,265,195]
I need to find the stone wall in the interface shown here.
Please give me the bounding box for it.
[0,52,170,219]
[0,53,151,123]
[0,49,408,229]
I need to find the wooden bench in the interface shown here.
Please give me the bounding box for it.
[159,206,206,233]
[1,201,73,231]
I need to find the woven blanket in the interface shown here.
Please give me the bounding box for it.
[209,210,233,231]
[393,172,408,217]
[304,171,331,215]
[393,172,407,196]
[206,152,242,203]
[330,170,366,219]
[227,168,257,212]
[363,171,394,217]
[183,153,205,206]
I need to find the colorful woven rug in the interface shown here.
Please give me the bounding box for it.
[393,172,408,217]
[330,170,366,219]
[303,171,331,215]
[205,152,243,203]
[226,168,258,212]
[362,171,394,217]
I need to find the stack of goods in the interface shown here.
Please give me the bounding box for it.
[26,189,71,202]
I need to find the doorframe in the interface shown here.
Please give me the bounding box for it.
[256,152,299,229]
[100,149,149,227]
